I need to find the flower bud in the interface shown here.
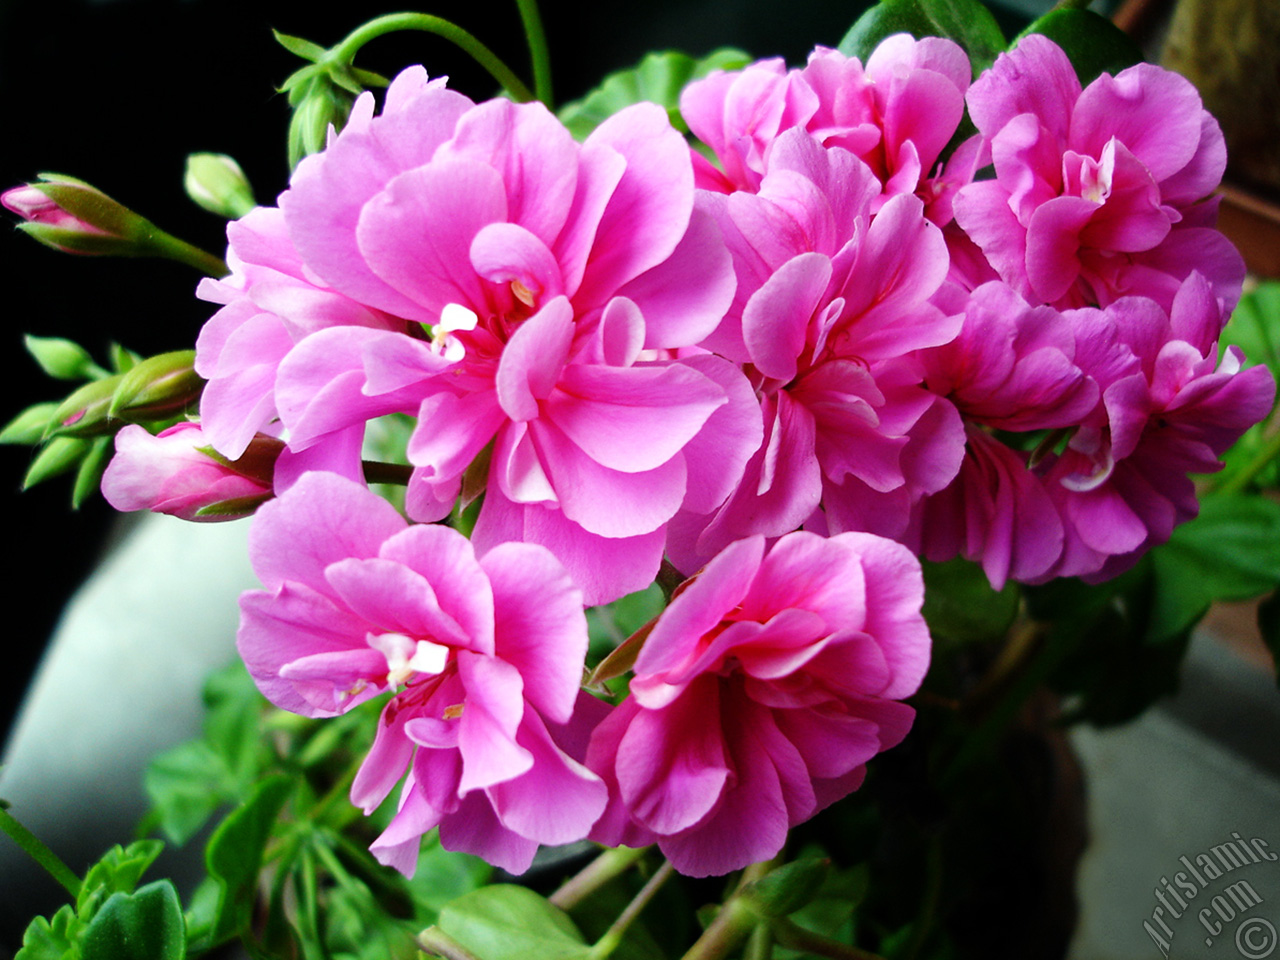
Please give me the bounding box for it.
[110,350,203,422]
[47,375,123,438]
[184,153,256,219]
[2,174,146,255]
[101,423,279,522]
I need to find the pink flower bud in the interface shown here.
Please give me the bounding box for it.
[101,423,277,521]
[1,184,108,236]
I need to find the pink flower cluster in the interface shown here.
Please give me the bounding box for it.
[95,32,1272,876]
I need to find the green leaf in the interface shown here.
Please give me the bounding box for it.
[145,741,231,845]
[1149,495,1280,642]
[1015,8,1143,86]
[436,885,591,960]
[16,904,80,960]
[404,835,494,921]
[80,882,185,960]
[203,775,294,945]
[742,858,832,919]
[921,558,1020,647]
[838,0,1006,78]
[78,841,165,914]
[559,48,751,140]
[23,335,107,381]
[1223,281,1280,378]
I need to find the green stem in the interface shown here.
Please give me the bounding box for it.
[550,845,648,910]
[0,805,81,900]
[744,924,773,960]
[898,836,943,960]
[332,13,535,102]
[145,231,228,277]
[1213,426,1280,495]
[770,919,886,960]
[681,861,771,960]
[513,0,553,107]
[590,860,675,959]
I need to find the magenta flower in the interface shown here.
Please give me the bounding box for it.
[588,531,929,876]
[1039,274,1275,580]
[953,35,1243,312]
[194,205,400,467]
[681,36,975,222]
[101,422,276,521]
[669,130,964,572]
[222,66,752,604]
[237,472,607,874]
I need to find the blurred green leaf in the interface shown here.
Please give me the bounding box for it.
[838,0,1005,77]
[559,48,751,140]
[80,882,185,960]
[435,885,590,960]
[203,775,294,945]
[1150,495,1280,642]
[78,842,165,915]
[922,558,1020,647]
[1015,8,1143,86]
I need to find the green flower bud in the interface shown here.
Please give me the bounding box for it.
[110,350,203,422]
[184,154,256,219]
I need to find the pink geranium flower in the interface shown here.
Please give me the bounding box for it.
[237,472,607,874]
[953,35,1243,312]
[681,36,976,222]
[669,130,964,571]
[237,67,753,604]
[588,531,929,876]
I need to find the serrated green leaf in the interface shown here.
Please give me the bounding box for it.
[559,48,751,140]
[1015,8,1143,86]
[78,841,165,914]
[838,0,1006,78]
[80,882,185,960]
[16,904,80,960]
[23,336,107,382]
[436,885,590,960]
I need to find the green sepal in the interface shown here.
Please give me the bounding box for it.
[71,436,112,509]
[24,436,93,489]
[1014,8,1143,86]
[23,335,108,381]
[15,903,79,960]
[29,175,148,241]
[273,29,327,63]
[838,0,1006,78]
[0,402,59,445]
